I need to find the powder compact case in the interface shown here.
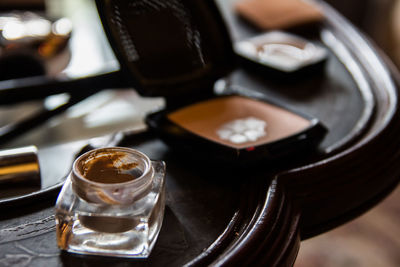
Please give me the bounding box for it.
[234,31,328,77]
[95,0,327,164]
[146,94,326,164]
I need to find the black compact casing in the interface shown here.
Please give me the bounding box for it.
[146,94,327,164]
[95,0,327,164]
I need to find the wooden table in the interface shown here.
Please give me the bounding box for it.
[0,0,399,266]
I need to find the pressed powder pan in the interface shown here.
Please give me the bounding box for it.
[167,95,312,149]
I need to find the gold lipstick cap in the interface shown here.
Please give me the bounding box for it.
[0,146,41,185]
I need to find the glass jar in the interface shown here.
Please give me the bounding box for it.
[55,147,166,258]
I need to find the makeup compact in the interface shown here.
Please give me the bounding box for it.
[147,95,326,163]
[234,31,328,77]
[95,0,327,164]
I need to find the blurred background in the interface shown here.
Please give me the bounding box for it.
[326,0,400,69]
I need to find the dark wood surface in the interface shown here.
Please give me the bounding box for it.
[0,1,400,266]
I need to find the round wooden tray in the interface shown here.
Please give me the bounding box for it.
[0,1,399,266]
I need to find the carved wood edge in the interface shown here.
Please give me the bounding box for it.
[186,179,299,267]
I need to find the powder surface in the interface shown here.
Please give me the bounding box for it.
[217,117,267,144]
[80,151,141,184]
[167,95,311,149]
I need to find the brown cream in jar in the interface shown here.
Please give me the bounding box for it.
[78,151,142,184]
